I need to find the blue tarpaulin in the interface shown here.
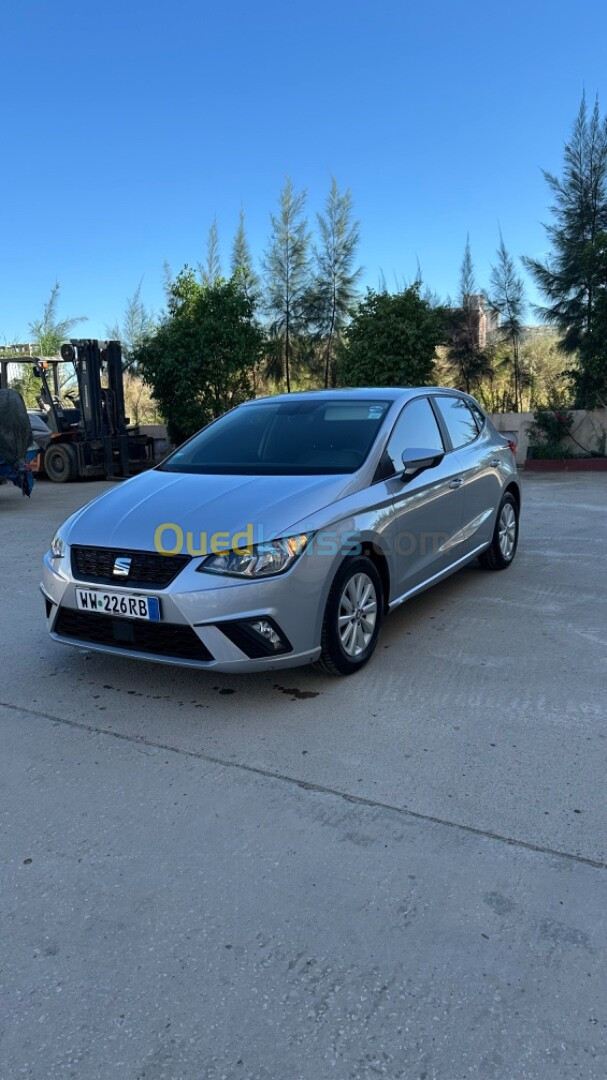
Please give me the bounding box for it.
[0,452,36,495]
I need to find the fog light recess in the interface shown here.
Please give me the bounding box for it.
[217,617,292,659]
[250,619,283,648]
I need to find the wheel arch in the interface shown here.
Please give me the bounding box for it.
[504,480,521,511]
[359,540,391,613]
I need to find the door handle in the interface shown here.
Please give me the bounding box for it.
[449,478,463,489]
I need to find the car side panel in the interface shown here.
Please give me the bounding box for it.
[381,454,466,597]
[455,433,515,555]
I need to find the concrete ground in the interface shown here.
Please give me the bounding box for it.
[1,472,606,1080]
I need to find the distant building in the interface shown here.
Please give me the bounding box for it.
[0,344,37,388]
[0,343,37,357]
[466,295,499,349]
[0,345,58,392]
[446,296,499,350]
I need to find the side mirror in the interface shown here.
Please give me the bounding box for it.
[401,447,444,477]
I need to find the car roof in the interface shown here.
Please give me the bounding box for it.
[248,387,469,406]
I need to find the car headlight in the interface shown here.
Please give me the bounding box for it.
[50,529,67,559]
[198,534,311,578]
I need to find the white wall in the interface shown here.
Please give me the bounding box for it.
[490,409,607,465]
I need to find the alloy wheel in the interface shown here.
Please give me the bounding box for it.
[338,572,378,657]
[498,502,517,560]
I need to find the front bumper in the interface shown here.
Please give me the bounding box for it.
[41,548,326,673]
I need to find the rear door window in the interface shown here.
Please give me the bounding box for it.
[434,396,480,450]
[469,402,486,433]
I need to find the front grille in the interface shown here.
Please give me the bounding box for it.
[71,546,190,588]
[55,608,213,662]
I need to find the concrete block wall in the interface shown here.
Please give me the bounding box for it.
[490,409,607,465]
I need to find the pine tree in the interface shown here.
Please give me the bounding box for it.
[230,209,260,303]
[106,281,156,371]
[460,234,475,305]
[489,232,526,412]
[522,94,607,403]
[263,178,310,393]
[306,177,362,387]
[200,218,222,286]
[162,260,173,301]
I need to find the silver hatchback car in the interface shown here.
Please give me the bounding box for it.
[42,388,520,676]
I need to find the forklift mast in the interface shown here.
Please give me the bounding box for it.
[61,340,127,437]
[61,340,130,476]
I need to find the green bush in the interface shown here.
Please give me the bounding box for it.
[337,286,442,388]
[527,441,575,460]
[527,407,575,459]
[135,271,263,445]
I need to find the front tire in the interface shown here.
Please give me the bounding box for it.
[315,556,383,676]
[44,443,78,483]
[479,492,519,570]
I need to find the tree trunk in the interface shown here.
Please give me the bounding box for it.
[324,282,337,389]
[285,312,291,394]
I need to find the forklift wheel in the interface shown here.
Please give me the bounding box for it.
[44,443,78,483]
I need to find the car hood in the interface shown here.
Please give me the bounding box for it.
[64,468,355,552]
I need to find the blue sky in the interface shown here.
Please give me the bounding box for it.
[2,0,607,341]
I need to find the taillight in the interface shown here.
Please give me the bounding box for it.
[507,439,517,456]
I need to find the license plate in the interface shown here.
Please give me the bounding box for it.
[76,589,160,621]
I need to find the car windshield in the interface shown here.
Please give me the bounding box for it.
[159,399,391,475]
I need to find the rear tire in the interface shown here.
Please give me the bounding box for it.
[44,443,78,483]
[479,492,519,570]
[315,556,383,676]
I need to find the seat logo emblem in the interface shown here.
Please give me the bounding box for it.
[113,556,132,578]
